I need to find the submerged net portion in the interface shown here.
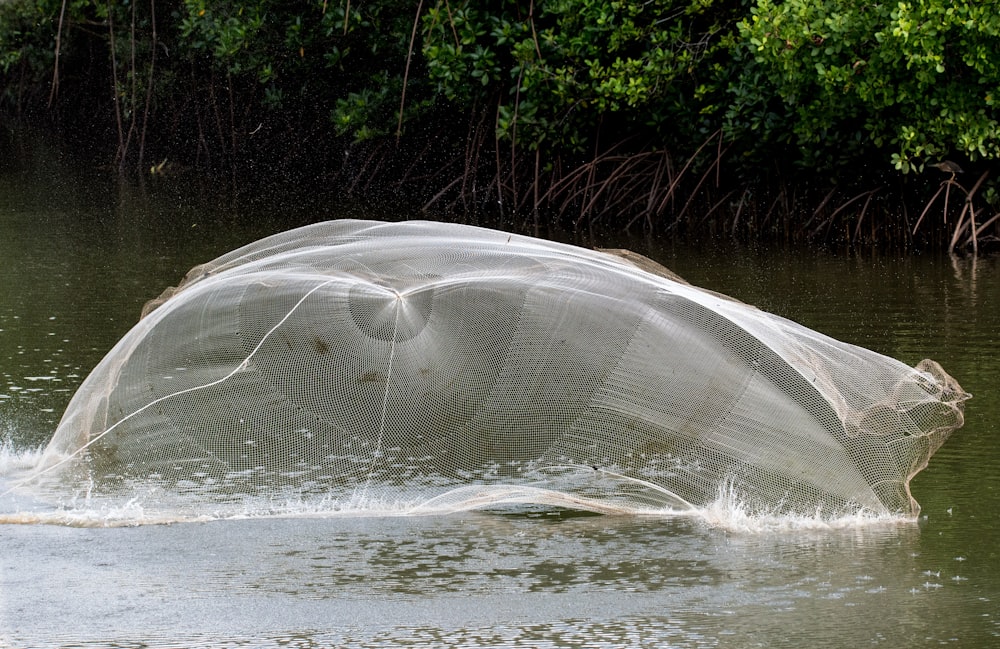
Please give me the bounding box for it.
[35,220,968,519]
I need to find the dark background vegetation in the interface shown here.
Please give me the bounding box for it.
[2,0,1000,248]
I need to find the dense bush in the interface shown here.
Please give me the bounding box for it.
[2,0,999,242]
[736,0,1000,173]
[419,0,741,153]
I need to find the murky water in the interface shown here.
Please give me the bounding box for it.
[1,148,998,647]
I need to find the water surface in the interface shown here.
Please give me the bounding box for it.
[0,153,997,647]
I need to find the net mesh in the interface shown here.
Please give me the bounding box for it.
[37,219,968,519]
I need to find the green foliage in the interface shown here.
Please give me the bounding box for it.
[178,0,269,69]
[2,0,998,193]
[175,0,422,141]
[735,0,1000,172]
[420,0,742,152]
[332,78,399,141]
[0,0,54,101]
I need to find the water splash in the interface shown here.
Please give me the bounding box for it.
[0,438,44,476]
[697,480,913,533]
[0,454,912,531]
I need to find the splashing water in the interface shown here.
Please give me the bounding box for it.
[0,437,920,532]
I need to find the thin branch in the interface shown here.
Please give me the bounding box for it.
[942,180,952,225]
[673,143,731,227]
[652,129,721,216]
[912,183,946,235]
[397,0,424,141]
[966,169,990,197]
[107,2,126,167]
[528,0,542,60]
[970,211,1000,245]
[443,0,459,46]
[697,189,736,227]
[138,0,158,167]
[810,188,878,239]
[508,64,525,211]
[422,173,465,212]
[493,100,506,220]
[532,147,541,235]
[729,188,750,235]
[119,0,139,164]
[949,205,981,252]
[801,185,838,232]
[48,0,69,107]
[851,188,878,242]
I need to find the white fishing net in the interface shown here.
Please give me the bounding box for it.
[34,219,968,519]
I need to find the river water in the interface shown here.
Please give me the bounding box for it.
[0,148,998,647]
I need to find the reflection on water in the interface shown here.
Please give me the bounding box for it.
[4,513,997,648]
[1,150,999,647]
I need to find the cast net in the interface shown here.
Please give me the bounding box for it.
[31,220,968,520]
